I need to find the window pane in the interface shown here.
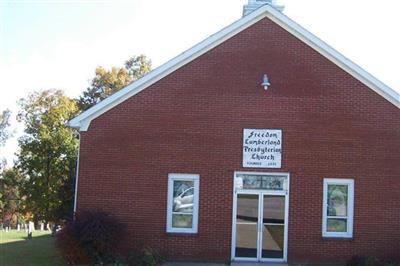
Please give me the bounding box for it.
[173,181,194,213]
[236,223,258,258]
[262,195,285,259]
[262,224,284,259]
[327,185,348,216]
[263,195,285,224]
[327,218,347,232]
[237,174,286,190]
[237,194,259,223]
[172,214,193,228]
[236,194,259,258]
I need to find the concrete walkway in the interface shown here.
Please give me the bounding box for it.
[231,263,289,266]
[163,263,227,266]
[163,262,288,266]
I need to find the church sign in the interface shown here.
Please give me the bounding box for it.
[243,129,282,168]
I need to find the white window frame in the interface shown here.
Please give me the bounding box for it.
[322,178,354,238]
[166,173,200,234]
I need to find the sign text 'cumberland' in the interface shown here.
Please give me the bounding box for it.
[243,129,282,168]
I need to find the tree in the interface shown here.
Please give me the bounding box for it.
[0,109,12,170]
[0,109,12,147]
[0,168,24,226]
[16,89,79,224]
[124,54,152,78]
[78,55,152,111]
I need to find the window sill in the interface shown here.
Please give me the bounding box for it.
[322,236,353,241]
[166,232,198,237]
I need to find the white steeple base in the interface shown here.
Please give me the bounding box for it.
[243,0,284,16]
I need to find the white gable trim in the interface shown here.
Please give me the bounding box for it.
[69,5,399,131]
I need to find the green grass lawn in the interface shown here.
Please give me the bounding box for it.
[0,230,65,266]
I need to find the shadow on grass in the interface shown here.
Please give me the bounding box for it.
[0,233,65,266]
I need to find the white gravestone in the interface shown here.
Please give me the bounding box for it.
[28,221,34,239]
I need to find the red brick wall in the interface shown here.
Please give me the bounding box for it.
[76,16,400,264]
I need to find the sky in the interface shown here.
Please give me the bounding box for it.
[0,0,399,166]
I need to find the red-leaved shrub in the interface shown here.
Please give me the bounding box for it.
[56,222,91,265]
[56,211,125,265]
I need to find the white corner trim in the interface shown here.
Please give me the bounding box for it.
[69,5,399,131]
[73,133,81,214]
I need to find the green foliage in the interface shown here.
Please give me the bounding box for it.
[137,247,163,266]
[124,247,163,266]
[347,256,399,266]
[16,89,79,223]
[0,109,12,170]
[78,54,152,111]
[0,168,24,225]
[124,54,152,79]
[0,109,12,147]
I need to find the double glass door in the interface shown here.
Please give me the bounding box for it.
[234,192,287,262]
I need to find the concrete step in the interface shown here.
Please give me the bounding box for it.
[231,262,288,266]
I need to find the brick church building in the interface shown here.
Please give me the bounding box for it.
[69,0,400,264]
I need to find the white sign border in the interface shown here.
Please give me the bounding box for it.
[242,128,283,169]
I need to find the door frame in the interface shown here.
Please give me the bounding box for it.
[231,171,290,263]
